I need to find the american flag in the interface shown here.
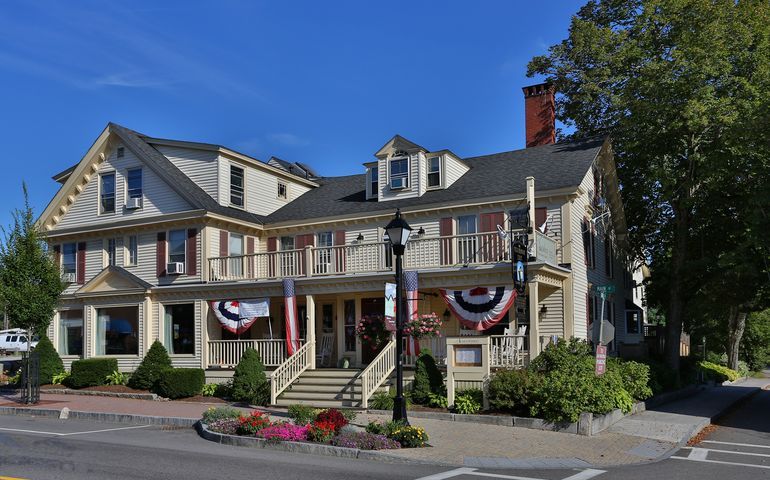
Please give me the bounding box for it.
[283,278,301,355]
[404,271,421,356]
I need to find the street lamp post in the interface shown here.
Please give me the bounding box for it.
[385,208,412,423]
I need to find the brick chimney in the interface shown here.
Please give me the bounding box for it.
[522,83,556,148]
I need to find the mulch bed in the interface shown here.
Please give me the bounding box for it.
[82,385,150,394]
[173,395,227,404]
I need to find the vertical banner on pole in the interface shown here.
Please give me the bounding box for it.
[384,282,397,332]
[283,279,301,355]
[404,271,421,356]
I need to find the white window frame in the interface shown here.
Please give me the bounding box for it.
[92,303,141,357]
[126,167,143,202]
[168,229,186,268]
[389,156,409,190]
[427,155,442,189]
[162,302,196,356]
[99,171,116,214]
[104,238,117,267]
[230,164,245,208]
[125,235,138,267]
[277,180,288,200]
[58,308,84,358]
[61,242,77,276]
[368,167,379,199]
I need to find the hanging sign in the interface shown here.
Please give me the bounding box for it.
[384,282,397,332]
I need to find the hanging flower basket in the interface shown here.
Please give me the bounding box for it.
[355,315,391,350]
[403,313,443,339]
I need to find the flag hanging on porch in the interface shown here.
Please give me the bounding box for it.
[283,278,301,356]
[439,286,517,331]
[404,271,421,356]
[210,298,269,334]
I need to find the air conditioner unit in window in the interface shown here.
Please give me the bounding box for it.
[167,262,185,275]
[390,177,407,189]
[61,272,77,284]
[126,197,142,210]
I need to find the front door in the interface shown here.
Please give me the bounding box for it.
[361,297,385,364]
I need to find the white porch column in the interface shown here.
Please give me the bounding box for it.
[528,279,541,358]
[201,300,210,369]
[527,176,536,256]
[354,296,362,366]
[306,294,316,369]
[143,295,152,355]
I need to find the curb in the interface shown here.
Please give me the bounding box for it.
[0,406,197,427]
[195,421,444,466]
[39,388,159,401]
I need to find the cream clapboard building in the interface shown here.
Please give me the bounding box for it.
[39,84,644,407]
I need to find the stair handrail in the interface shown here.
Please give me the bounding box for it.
[269,341,313,405]
[359,339,396,409]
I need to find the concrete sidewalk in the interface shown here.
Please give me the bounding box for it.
[1,374,768,469]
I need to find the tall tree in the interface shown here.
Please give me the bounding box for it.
[0,185,64,337]
[528,0,770,371]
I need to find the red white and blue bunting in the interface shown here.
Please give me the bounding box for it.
[439,286,517,331]
[210,299,270,335]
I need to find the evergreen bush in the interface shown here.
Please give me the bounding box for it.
[487,369,539,415]
[230,348,270,405]
[128,340,172,390]
[411,350,444,404]
[35,335,64,385]
[156,368,205,399]
[67,358,118,388]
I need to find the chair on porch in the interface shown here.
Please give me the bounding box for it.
[495,327,516,367]
[316,333,334,367]
[514,325,527,368]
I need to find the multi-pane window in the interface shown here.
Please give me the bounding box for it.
[126,235,138,266]
[61,243,77,275]
[106,238,117,266]
[457,215,478,263]
[59,309,83,356]
[168,229,186,265]
[280,236,295,251]
[369,167,378,198]
[100,172,116,213]
[582,220,595,268]
[230,165,244,207]
[427,156,441,188]
[127,168,142,200]
[164,303,195,355]
[279,236,295,277]
[277,181,288,199]
[390,158,409,189]
[316,231,333,273]
[228,233,244,276]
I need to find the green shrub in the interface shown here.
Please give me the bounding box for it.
[487,369,539,415]
[288,404,317,425]
[452,389,483,414]
[698,361,739,383]
[52,371,70,385]
[105,370,128,386]
[641,358,680,394]
[411,350,444,404]
[230,348,270,406]
[528,338,592,373]
[201,406,242,424]
[426,392,448,409]
[529,356,634,423]
[365,419,407,437]
[128,340,172,390]
[369,391,394,410]
[35,336,64,385]
[156,368,205,399]
[609,359,653,400]
[201,383,218,396]
[68,358,119,388]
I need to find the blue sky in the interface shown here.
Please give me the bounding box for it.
[0,0,580,229]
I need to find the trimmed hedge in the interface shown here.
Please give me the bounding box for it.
[487,369,539,416]
[129,340,172,390]
[698,361,740,383]
[411,350,444,404]
[230,348,270,405]
[68,358,119,388]
[35,336,64,385]
[156,368,205,399]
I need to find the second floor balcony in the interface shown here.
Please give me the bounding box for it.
[208,231,558,282]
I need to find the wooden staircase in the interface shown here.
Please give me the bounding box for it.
[275,369,389,408]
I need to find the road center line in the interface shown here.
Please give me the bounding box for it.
[0,425,153,437]
[671,456,770,470]
[701,440,770,450]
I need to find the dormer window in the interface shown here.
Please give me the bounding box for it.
[369,167,378,199]
[390,157,409,189]
[427,156,441,188]
[278,181,288,200]
[230,165,244,207]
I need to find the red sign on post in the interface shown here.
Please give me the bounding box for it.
[595,345,607,376]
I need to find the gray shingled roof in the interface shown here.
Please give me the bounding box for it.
[110,123,267,225]
[265,137,605,223]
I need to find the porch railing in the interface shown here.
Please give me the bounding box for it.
[490,335,529,368]
[270,341,313,405]
[359,339,396,409]
[403,336,448,367]
[207,339,289,368]
[208,231,543,282]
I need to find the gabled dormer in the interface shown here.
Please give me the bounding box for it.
[368,135,469,202]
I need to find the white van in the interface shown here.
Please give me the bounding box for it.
[0,329,39,353]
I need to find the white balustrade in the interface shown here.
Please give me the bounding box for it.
[207,339,290,367]
[403,336,447,367]
[490,335,529,368]
[270,341,313,405]
[359,339,396,409]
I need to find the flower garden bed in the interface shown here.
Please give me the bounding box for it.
[197,406,429,455]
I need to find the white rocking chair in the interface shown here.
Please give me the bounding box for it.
[316,333,334,367]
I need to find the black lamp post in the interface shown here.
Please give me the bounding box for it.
[385,208,412,423]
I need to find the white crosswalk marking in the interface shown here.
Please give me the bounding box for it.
[701,440,770,449]
[683,446,770,459]
[414,468,605,480]
[672,456,770,470]
[687,448,708,460]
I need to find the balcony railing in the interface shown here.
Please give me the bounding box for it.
[206,339,297,368]
[209,232,542,282]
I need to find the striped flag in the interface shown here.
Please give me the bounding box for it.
[283,278,301,355]
[404,271,421,356]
